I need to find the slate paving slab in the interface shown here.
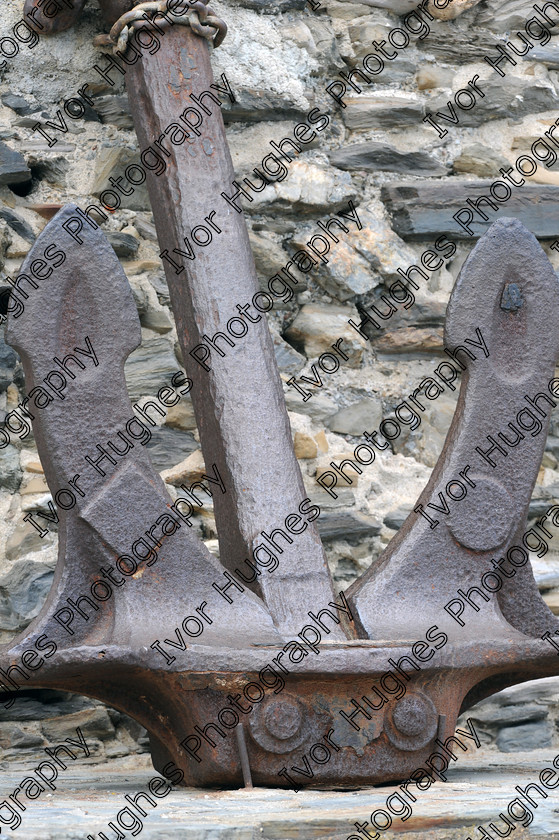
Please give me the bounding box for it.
[1,749,559,839]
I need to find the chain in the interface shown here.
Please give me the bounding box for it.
[94,0,227,53]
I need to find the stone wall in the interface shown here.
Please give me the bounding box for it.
[0,0,559,762]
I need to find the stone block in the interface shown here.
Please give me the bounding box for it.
[382,181,559,238]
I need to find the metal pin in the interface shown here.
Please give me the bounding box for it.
[235,723,253,789]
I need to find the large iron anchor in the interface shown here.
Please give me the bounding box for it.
[2,0,559,788]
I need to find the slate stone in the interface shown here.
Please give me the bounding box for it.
[356,0,429,10]
[330,143,448,176]
[474,0,548,32]
[496,721,553,752]
[528,498,557,518]
[41,707,116,743]
[0,335,16,392]
[270,328,306,374]
[416,25,502,61]
[522,46,559,68]
[427,79,559,128]
[26,153,69,188]
[92,146,151,212]
[134,216,158,241]
[222,89,311,123]
[6,519,52,560]
[0,722,45,749]
[107,231,140,259]
[124,335,181,401]
[93,94,132,128]
[0,446,22,492]
[453,143,511,178]
[326,397,383,435]
[469,703,548,728]
[381,181,559,239]
[145,426,198,472]
[1,93,37,115]
[0,207,35,243]
[284,391,338,420]
[384,507,411,530]
[318,510,382,541]
[0,559,54,632]
[0,141,31,186]
[343,95,424,131]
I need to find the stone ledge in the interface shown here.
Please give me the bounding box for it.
[1,749,558,839]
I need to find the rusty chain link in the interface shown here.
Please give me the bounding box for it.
[94,0,227,53]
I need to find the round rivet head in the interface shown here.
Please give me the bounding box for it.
[263,697,301,740]
[385,691,438,752]
[248,693,308,754]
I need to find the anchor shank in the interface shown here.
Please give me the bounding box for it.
[96,20,342,637]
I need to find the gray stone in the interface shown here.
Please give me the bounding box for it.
[488,676,559,707]
[291,224,377,301]
[474,0,548,32]
[529,497,558,517]
[0,446,22,492]
[496,721,553,752]
[0,559,54,633]
[134,216,158,241]
[343,95,424,131]
[318,510,382,540]
[9,749,559,838]
[5,521,53,561]
[230,0,306,10]
[0,141,31,187]
[107,231,140,259]
[92,146,150,211]
[249,229,290,278]
[222,88,307,123]
[93,94,132,128]
[522,46,559,68]
[145,426,198,472]
[351,208,418,284]
[1,94,37,115]
[453,144,511,178]
[128,275,173,334]
[330,142,447,176]
[416,24,501,61]
[0,722,45,750]
[381,181,559,239]
[0,208,35,243]
[284,303,368,366]
[41,708,116,743]
[124,335,181,401]
[383,506,411,530]
[0,335,16,391]
[270,328,307,374]
[284,391,338,420]
[27,152,70,187]
[326,397,383,435]
[469,703,548,728]
[427,78,559,128]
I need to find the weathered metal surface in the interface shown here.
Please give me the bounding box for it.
[96,12,344,640]
[348,218,559,647]
[4,2,559,790]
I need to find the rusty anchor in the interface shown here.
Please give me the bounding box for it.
[2,0,559,789]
